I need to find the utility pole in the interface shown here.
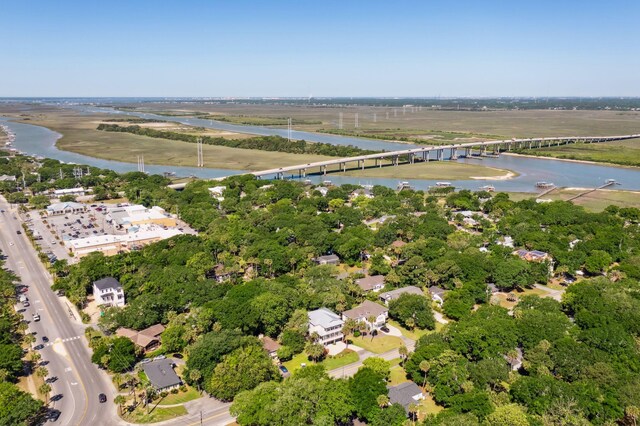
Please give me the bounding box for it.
[373,113,377,123]
[338,112,343,129]
[354,113,359,128]
[287,118,292,142]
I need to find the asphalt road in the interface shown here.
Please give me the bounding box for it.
[0,196,118,426]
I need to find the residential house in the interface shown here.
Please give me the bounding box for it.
[142,359,182,392]
[355,275,385,293]
[208,186,226,202]
[313,254,340,266]
[387,382,425,415]
[350,188,373,200]
[342,300,388,330]
[314,186,329,197]
[428,286,446,306]
[0,174,16,182]
[390,240,406,250]
[212,264,233,283]
[92,277,125,307]
[116,323,165,352]
[514,249,551,262]
[379,286,423,306]
[261,336,281,359]
[487,283,499,294]
[46,201,87,216]
[308,308,344,346]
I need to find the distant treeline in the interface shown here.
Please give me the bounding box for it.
[97,123,378,157]
[104,118,167,123]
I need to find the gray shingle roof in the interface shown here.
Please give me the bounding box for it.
[387,381,423,413]
[142,359,181,390]
[93,277,122,291]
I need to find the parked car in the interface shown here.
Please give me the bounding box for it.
[98,393,107,403]
[380,325,390,333]
[16,230,21,234]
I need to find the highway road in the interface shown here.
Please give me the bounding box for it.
[0,195,118,426]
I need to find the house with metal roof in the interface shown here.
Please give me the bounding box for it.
[308,308,344,346]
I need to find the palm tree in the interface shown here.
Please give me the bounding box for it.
[114,394,127,416]
[113,373,122,391]
[377,394,390,409]
[342,318,357,347]
[305,342,325,363]
[398,345,409,366]
[39,383,52,404]
[189,369,202,393]
[405,317,416,330]
[36,366,49,379]
[408,402,418,425]
[419,360,430,388]
[309,331,320,344]
[626,406,640,426]
[367,315,377,340]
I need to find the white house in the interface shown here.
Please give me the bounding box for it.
[208,186,226,202]
[342,300,388,330]
[92,277,125,307]
[308,308,344,346]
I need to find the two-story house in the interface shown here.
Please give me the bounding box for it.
[92,277,125,307]
[308,308,344,346]
[342,300,388,331]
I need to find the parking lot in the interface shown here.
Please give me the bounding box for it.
[27,203,125,264]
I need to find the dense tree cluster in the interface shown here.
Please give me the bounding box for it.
[97,123,377,157]
[15,150,637,424]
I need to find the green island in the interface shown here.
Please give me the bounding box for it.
[318,128,504,145]
[3,148,640,425]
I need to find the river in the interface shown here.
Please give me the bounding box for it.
[3,110,640,193]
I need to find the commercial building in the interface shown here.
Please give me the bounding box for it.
[92,277,125,307]
[308,308,344,346]
[66,226,182,258]
[46,202,87,216]
[107,204,176,229]
[51,187,85,198]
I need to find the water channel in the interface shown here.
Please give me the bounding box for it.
[3,108,640,193]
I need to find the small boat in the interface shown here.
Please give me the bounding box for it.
[436,182,452,188]
[397,181,413,190]
[479,185,495,192]
[303,179,313,185]
[535,181,555,189]
[322,180,333,186]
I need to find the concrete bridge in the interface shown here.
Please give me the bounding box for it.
[248,134,640,179]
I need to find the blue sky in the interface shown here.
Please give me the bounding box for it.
[1,0,639,97]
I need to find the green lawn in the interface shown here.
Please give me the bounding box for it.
[123,405,188,424]
[283,349,360,373]
[388,319,432,341]
[156,387,200,406]
[417,394,444,420]
[351,335,404,354]
[389,365,409,386]
[322,350,359,370]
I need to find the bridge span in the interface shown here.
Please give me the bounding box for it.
[244,134,640,180]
